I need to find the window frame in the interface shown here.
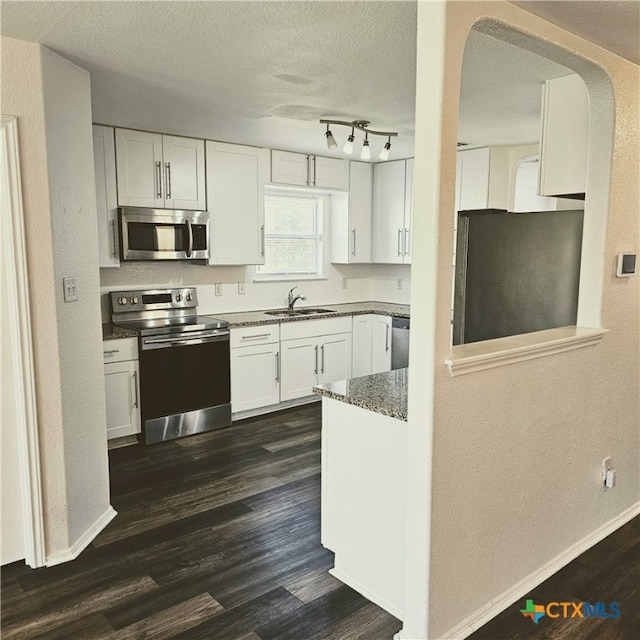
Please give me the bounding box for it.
[254,189,328,282]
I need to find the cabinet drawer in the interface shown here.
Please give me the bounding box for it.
[280,316,352,341]
[103,338,138,363]
[231,324,279,348]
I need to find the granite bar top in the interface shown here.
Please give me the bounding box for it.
[206,301,409,328]
[313,367,408,421]
[102,323,139,341]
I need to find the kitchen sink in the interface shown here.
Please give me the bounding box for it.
[264,308,336,317]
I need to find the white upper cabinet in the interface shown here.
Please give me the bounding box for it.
[206,141,268,265]
[455,146,509,213]
[331,161,373,264]
[271,150,348,190]
[115,128,205,210]
[538,74,589,198]
[372,159,413,264]
[92,125,119,267]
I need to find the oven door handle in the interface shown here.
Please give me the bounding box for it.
[142,331,229,349]
[185,218,193,258]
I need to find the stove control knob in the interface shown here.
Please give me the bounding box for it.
[130,296,139,305]
[176,293,183,302]
[186,293,192,302]
[118,297,127,305]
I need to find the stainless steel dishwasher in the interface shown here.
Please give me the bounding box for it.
[391,317,410,370]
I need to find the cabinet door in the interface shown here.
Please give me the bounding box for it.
[313,156,348,190]
[231,343,279,412]
[207,142,268,265]
[349,161,373,262]
[403,158,414,263]
[319,333,352,385]
[457,147,490,211]
[271,150,309,186]
[93,125,119,267]
[371,315,392,374]
[162,135,206,210]
[115,129,164,208]
[104,360,141,439]
[372,160,406,264]
[538,74,589,197]
[280,338,318,402]
[351,315,373,377]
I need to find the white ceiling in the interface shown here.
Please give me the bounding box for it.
[1,1,637,158]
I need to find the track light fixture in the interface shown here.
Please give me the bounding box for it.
[361,132,371,161]
[325,124,337,150]
[320,119,398,161]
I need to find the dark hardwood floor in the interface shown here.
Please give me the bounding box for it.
[1,404,402,640]
[2,403,638,639]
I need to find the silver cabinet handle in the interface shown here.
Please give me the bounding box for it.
[185,218,193,257]
[397,229,402,256]
[131,370,138,409]
[321,344,325,374]
[155,161,162,198]
[103,349,119,358]
[275,351,280,382]
[311,155,316,186]
[110,219,118,258]
[404,227,410,256]
[385,325,390,351]
[352,228,356,257]
[314,344,318,375]
[260,225,265,257]
[241,333,270,341]
[165,162,172,199]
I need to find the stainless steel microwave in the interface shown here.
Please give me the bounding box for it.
[118,207,209,261]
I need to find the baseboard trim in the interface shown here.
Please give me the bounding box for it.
[438,502,640,640]
[232,395,319,422]
[329,567,404,621]
[45,505,117,567]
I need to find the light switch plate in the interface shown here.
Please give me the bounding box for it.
[63,277,78,302]
[215,283,223,296]
[238,282,245,295]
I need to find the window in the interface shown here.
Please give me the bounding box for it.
[255,191,324,279]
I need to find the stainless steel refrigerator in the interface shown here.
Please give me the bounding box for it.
[453,209,584,345]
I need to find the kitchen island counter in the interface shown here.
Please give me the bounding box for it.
[313,367,408,421]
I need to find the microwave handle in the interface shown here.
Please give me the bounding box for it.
[185,218,193,257]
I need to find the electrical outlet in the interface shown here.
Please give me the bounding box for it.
[63,277,78,302]
[238,282,246,295]
[602,457,612,485]
[342,278,348,290]
[215,283,223,296]
[396,278,403,290]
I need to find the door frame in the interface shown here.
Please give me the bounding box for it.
[1,115,46,567]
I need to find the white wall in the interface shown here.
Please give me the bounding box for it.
[405,2,640,638]
[1,38,113,561]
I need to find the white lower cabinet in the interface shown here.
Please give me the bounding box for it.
[103,339,140,440]
[351,314,391,377]
[230,325,280,413]
[280,317,352,402]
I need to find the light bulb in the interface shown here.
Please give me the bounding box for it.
[343,130,355,154]
[360,136,371,161]
[325,128,337,150]
[379,140,391,161]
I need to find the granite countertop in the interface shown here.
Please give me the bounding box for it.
[313,368,408,421]
[102,323,139,341]
[207,301,410,328]
[103,301,410,339]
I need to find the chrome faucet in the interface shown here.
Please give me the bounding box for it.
[287,286,306,313]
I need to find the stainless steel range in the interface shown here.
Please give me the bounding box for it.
[111,287,230,444]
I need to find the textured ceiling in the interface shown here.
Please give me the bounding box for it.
[1,1,635,157]
[513,0,640,65]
